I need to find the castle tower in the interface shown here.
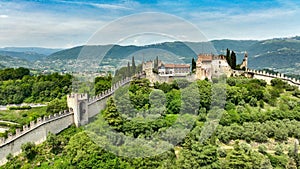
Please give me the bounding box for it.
[67,93,89,127]
[243,52,248,70]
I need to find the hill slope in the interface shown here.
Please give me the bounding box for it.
[0,47,61,56]
[47,38,299,73]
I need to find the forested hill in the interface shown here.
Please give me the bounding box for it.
[2,77,300,168]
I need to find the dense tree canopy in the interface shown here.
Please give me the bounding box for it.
[2,76,300,169]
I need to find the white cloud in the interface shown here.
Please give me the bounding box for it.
[0,11,107,48]
[90,3,132,10]
[0,15,8,18]
[57,0,135,10]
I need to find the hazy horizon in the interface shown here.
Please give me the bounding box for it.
[1,35,299,49]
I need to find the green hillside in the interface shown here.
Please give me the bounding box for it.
[0,51,46,62]
[2,77,300,169]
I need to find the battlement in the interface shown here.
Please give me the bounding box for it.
[247,69,300,86]
[0,110,71,147]
[67,93,89,100]
[87,76,132,105]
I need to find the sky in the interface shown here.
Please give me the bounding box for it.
[0,0,300,48]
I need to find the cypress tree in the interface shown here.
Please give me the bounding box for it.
[225,48,232,68]
[231,51,237,69]
[192,57,196,73]
[127,62,131,77]
[132,56,136,74]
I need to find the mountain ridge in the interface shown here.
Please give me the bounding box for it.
[1,36,299,74]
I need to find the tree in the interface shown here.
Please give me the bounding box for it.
[260,158,273,169]
[177,142,220,169]
[64,132,126,168]
[275,144,284,156]
[286,158,297,169]
[258,145,267,155]
[21,142,37,161]
[224,142,253,169]
[231,51,237,69]
[192,58,196,73]
[225,48,232,68]
[132,56,136,74]
[94,75,112,95]
[127,62,131,77]
[47,132,61,154]
[46,98,68,114]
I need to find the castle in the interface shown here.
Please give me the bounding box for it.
[196,54,232,80]
[1,52,300,166]
[142,53,248,82]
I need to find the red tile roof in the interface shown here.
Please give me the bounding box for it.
[163,64,190,68]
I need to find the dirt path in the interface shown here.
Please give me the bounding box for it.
[0,103,47,110]
[0,120,19,125]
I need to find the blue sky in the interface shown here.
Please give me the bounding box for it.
[0,0,300,48]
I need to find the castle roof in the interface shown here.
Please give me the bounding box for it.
[163,64,190,68]
[198,54,213,61]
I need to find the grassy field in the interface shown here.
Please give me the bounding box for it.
[0,107,50,137]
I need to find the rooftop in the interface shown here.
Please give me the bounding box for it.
[163,64,190,68]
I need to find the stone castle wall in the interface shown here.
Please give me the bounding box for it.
[0,75,136,166]
[247,69,300,88]
[0,111,73,165]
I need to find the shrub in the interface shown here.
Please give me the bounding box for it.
[274,144,283,156]
[8,105,32,110]
[21,142,37,160]
[258,145,267,154]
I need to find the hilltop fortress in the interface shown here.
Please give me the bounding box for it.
[0,53,299,165]
[142,53,248,83]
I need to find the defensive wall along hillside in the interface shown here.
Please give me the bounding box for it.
[67,76,132,127]
[247,69,300,89]
[0,111,73,165]
[0,76,134,165]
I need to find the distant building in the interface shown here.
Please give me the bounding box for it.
[158,64,190,76]
[240,52,248,70]
[196,54,232,80]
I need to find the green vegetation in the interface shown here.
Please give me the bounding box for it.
[2,76,300,168]
[0,68,72,138]
[94,74,112,95]
[0,68,72,105]
[8,105,32,110]
[0,106,54,138]
[113,57,142,83]
[225,48,237,70]
[0,107,49,125]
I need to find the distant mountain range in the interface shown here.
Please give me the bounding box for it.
[0,36,299,74]
[0,47,61,61]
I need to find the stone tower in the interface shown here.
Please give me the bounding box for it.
[240,52,248,71]
[67,93,89,127]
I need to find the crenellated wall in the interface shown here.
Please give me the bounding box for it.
[67,74,140,127]
[87,77,132,119]
[0,110,73,165]
[247,69,300,89]
[0,74,143,166]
